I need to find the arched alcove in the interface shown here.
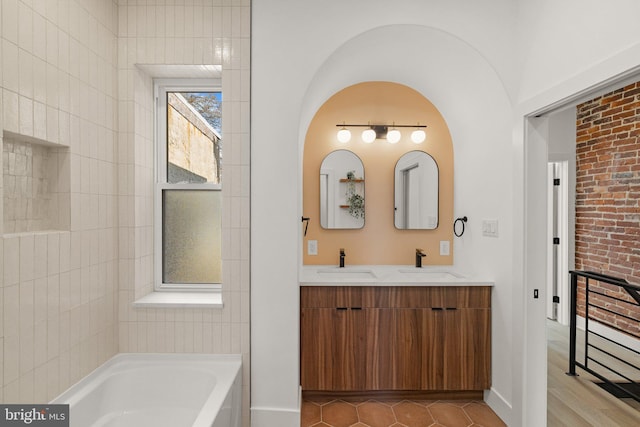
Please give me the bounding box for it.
[294,24,515,422]
[302,81,454,265]
[251,22,516,425]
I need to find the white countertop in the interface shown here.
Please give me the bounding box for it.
[300,265,494,286]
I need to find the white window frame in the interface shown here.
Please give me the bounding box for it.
[154,78,222,292]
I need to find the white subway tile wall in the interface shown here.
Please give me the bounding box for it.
[1,1,250,426]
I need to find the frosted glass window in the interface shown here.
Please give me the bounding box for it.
[162,190,222,284]
[155,80,223,291]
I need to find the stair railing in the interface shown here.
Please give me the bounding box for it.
[567,270,640,402]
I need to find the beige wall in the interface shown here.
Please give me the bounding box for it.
[117,2,250,427]
[1,0,119,403]
[303,82,454,265]
[0,2,249,425]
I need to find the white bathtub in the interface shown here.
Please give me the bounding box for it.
[51,353,242,427]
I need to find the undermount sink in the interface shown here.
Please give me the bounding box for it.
[396,269,463,280]
[317,267,377,279]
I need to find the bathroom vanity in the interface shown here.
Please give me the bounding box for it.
[299,267,492,396]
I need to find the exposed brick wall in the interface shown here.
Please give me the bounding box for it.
[575,82,640,338]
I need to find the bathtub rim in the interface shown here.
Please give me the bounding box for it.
[51,352,242,427]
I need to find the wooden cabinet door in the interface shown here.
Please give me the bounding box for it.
[444,308,491,390]
[332,308,366,390]
[391,309,423,389]
[442,308,491,390]
[421,308,445,389]
[442,309,464,390]
[364,308,424,391]
[364,308,394,389]
[300,308,334,390]
[300,307,366,391]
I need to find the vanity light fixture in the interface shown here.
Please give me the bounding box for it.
[386,123,401,144]
[336,123,427,144]
[411,126,426,144]
[337,124,351,143]
[361,127,377,143]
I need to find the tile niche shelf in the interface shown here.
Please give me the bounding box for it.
[2,131,70,235]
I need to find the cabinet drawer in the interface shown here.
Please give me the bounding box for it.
[363,286,491,308]
[301,286,363,308]
[301,286,491,309]
[433,286,491,309]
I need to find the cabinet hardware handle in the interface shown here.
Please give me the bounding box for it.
[351,307,362,310]
[336,307,348,310]
[445,307,457,310]
[431,307,443,311]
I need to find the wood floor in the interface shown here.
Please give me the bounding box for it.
[547,320,640,426]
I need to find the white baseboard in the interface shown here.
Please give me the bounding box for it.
[251,406,300,427]
[576,315,640,353]
[484,387,512,426]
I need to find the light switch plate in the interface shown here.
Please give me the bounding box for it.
[482,219,499,237]
[439,240,450,256]
[307,240,318,255]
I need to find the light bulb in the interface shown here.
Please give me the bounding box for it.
[362,128,376,143]
[387,129,401,144]
[411,129,426,143]
[337,127,351,143]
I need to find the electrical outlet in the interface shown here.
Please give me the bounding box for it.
[439,240,450,256]
[308,240,318,255]
[534,289,539,299]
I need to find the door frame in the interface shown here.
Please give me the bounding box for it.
[519,62,640,426]
[547,160,570,325]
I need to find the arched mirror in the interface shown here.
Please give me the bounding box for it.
[320,150,365,229]
[394,150,438,229]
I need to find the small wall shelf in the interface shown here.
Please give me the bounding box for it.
[2,131,70,234]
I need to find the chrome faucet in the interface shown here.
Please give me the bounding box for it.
[339,248,346,268]
[415,248,426,268]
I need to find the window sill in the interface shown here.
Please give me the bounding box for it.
[132,291,223,308]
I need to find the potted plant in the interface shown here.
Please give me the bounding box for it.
[347,191,365,219]
[345,171,364,219]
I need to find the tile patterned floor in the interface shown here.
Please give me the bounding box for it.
[301,398,507,427]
